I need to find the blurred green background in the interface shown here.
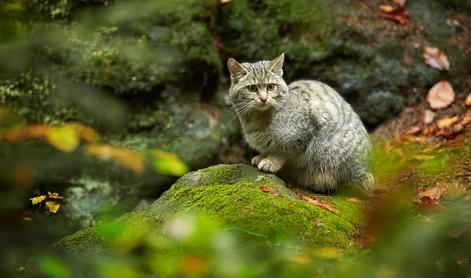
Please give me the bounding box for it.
[1,0,470,277]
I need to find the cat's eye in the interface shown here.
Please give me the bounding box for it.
[267,83,276,91]
[247,85,257,92]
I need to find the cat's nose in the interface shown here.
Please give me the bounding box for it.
[260,96,267,103]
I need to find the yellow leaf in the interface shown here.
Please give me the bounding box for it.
[45,201,61,213]
[46,126,80,152]
[67,123,100,142]
[30,195,47,205]
[151,149,189,176]
[47,192,63,199]
[437,116,458,129]
[85,144,145,174]
[466,94,471,106]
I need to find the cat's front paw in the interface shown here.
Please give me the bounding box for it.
[251,154,265,167]
[258,157,283,173]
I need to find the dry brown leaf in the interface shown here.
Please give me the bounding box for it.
[423,47,450,71]
[259,185,280,197]
[422,109,436,125]
[406,126,421,134]
[461,110,471,126]
[418,186,445,201]
[379,3,411,25]
[30,195,46,205]
[301,196,339,214]
[427,81,455,109]
[417,196,446,211]
[45,200,61,213]
[465,94,471,106]
[437,116,459,129]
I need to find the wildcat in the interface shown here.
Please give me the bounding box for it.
[227,53,373,193]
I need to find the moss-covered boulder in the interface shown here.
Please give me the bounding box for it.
[57,164,362,256]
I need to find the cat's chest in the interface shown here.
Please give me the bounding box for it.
[241,111,311,152]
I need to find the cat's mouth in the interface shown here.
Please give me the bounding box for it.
[254,101,272,110]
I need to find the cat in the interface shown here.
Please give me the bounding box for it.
[227,53,373,193]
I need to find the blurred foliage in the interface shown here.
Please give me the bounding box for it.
[0,0,470,277]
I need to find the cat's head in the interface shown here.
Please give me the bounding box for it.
[227,54,289,112]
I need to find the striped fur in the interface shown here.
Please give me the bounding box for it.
[228,54,373,193]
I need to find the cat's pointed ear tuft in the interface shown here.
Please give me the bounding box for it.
[269,53,284,76]
[227,58,247,80]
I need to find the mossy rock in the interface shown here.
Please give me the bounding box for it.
[57,164,363,255]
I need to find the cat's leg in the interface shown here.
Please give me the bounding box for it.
[251,154,267,167]
[257,154,286,173]
[298,171,338,193]
[355,171,374,195]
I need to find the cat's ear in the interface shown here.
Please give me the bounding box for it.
[227,58,247,80]
[269,53,284,76]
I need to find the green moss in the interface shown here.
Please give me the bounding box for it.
[151,164,361,250]
[55,211,152,256]
[58,164,362,256]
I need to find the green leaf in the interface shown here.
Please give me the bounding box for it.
[150,149,189,176]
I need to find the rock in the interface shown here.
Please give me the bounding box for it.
[359,91,405,127]
[56,164,362,256]
[62,95,238,228]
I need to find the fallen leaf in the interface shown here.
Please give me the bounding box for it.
[47,192,63,200]
[418,186,445,201]
[30,195,46,205]
[422,109,436,125]
[437,116,458,129]
[417,196,446,211]
[379,3,411,25]
[45,201,60,213]
[260,185,280,197]
[301,196,339,214]
[406,126,421,134]
[46,125,80,152]
[423,47,450,71]
[427,81,455,109]
[461,110,471,125]
[465,94,471,106]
